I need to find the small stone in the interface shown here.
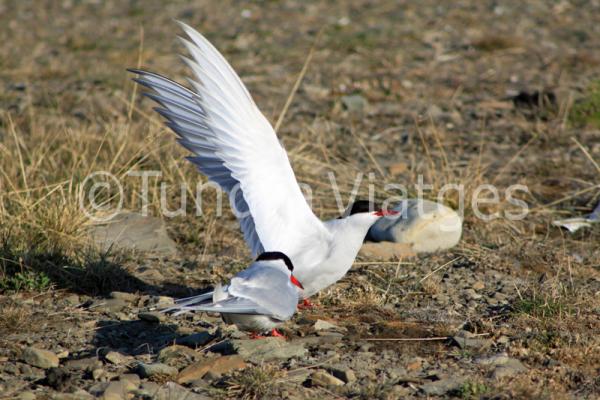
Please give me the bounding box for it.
[452,331,492,351]
[119,374,140,391]
[22,347,59,369]
[56,351,69,359]
[158,345,202,368]
[136,362,178,379]
[341,94,368,113]
[176,355,246,384]
[110,292,137,302]
[472,281,485,290]
[313,319,346,332]
[328,366,356,383]
[492,359,528,379]
[135,382,160,397]
[64,294,80,305]
[476,353,511,366]
[65,356,102,372]
[175,332,213,348]
[150,382,208,400]
[18,391,36,400]
[103,381,128,400]
[104,351,132,365]
[52,389,94,400]
[421,377,465,396]
[138,311,165,323]
[92,368,104,380]
[45,367,70,391]
[309,370,345,387]
[154,296,175,306]
[231,338,307,363]
[91,298,127,313]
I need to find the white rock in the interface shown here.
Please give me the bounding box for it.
[367,199,462,252]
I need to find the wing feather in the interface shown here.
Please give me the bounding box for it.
[129,22,330,257]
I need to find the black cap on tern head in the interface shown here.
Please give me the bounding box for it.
[341,199,378,218]
[256,251,294,272]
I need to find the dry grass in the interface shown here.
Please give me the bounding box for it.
[224,364,285,400]
[1,0,600,397]
[0,300,32,336]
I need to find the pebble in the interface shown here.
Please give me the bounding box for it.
[65,357,102,372]
[103,381,129,400]
[104,351,132,365]
[176,355,246,384]
[313,319,347,332]
[231,338,307,363]
[91,298,127,313]
[341,94,368,113]
[492,359,528,379]
[452,331,492,351]
[328,366,357,383]
[138,311,166,323]
[18,392,36,400]
[92,368,104,380]
[158,345,202,368]
[119,374,140,392]
[56,351,69,359]
[309,370,345,387]
[473,281,485,290]
[420,377,465,396]
[136,362,178,379]
[476,353,528,379]
[22,347,59,369]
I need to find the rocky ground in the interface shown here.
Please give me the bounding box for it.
[2,0,600,399]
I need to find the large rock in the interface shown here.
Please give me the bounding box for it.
[176,355,246,384]
[88,212,178,255]
[366,199,462,253]
[230,338,307,363]
[136,362,178,379]
[420,377,465,396]
[22,347,59,369]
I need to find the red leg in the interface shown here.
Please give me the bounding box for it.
[298,298,316,309]
[250,332,266,339]
[270,328,285,338]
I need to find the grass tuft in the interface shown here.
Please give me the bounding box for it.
[224,364,284,400]
[569,80,600,128]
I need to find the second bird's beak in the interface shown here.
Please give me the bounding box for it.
[290,275,303,289]
[374,209,400,217]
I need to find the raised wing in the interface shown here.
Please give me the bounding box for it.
[129,22,329,257]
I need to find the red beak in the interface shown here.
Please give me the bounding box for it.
[374,209,399,217]
[290,275,304,289]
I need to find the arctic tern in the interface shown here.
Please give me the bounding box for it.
[129,22,397,300]
[165,251,302,335]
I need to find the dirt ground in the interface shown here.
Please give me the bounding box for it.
[1,0,600,399]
